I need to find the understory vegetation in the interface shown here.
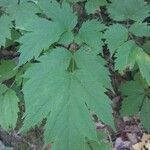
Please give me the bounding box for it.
[0,0,150,149]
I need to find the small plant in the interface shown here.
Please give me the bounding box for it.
[0,0,149,149]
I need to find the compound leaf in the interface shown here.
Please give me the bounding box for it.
[17,0,77,66]
[22,47,113,150]
[108,0,149,21]
[0,84,19,131]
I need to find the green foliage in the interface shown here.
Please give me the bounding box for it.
[0,0,150,149]
[85,0,107,14]
[75,20,105,53]
[115,41,150,85]
[104,24,128,55]
[0,60,17,82]
[120,80,150,130]
[17,0,77,66]
[0,84,19,131]
[108,0,149,21]
[142,41,150,54]
[0,15,12,46]
[21,47,113,149]
[18,17,64,66]
[129,22,150,37]
[86,131,112,150]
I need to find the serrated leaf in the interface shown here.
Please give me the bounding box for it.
[75,20,105,53]
[0,84,19,131]
[37,0,77,30]
[104,24,128,55]
[135,48,150,85]
[129,22,150,37]
[17,0,77,65]
[120,81,150,130]
[7,2,40,30]
[0,60,17,82]
[21,47,113,150]
[85,0,107,14]
[108,0,149,21]
[18,18,64,66]
[1,0,40,29]
[0,15,12,46]
[115,40,136,73]
[115,41,150,85]
[120,81,145,116]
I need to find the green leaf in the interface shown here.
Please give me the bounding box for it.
[64,0,85,2]
[142,41,150,55]
[135,48,150,86]
[0,0,17,7]
[18,18,64,66]
[0,83,7,95]
[17,0,77,65]
[37,0,77,30]
[104,24,128,55]
[115,41,150,85]
[108,0,149,21]
[0,15,12,46]
[1,1,40,30]
[21,47,113,150]
[129,22,150,37]
[75,20,105,53]
[5,28,21,47]
[86,131,112,150]
[120,81,145,116]
[120,81,150,130]
[115,40,136,73]
[134,73,149,89]
[0,84,19,131]
[58,31,74,45]
[85,0,107,14]
[0,60,17,82]
[140,98,150,131]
